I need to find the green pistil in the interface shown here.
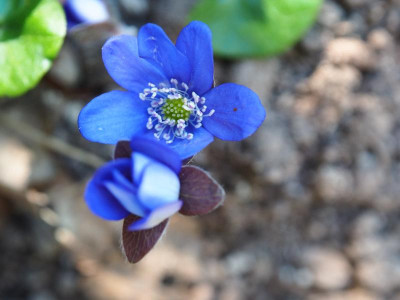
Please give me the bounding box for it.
[161,98,191,121]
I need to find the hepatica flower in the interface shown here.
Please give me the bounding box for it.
[78,21,266,158]
[86,137,225,262]
[86,137,183,231]
[63,0,109,30]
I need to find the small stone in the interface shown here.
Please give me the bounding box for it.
[351,212,384,238]
[325,38,376,70]
[353,152,383,201]
[0,134,33,190]
[308,63,361,101]
[225,251,255,276]
[315,166,354,202]
[189,283,214,300]
[302,247,351,290]
[318,1,344,28]
[368,28,393,50]
[334,21,356,36]
[309,289,379,300]
[356,258,400,293]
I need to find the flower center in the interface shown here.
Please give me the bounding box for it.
[139,79,215,144]
[161,98,191,122]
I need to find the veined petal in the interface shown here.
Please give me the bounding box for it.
[78,91,149,144]
[85,159,131,220]
[138,23,191,84]
[102,35,168,92]
[202,83,266,141]
[176,21,214,95]
[130,137,181,174]
[128,201,182,231]
[137,162,180,210]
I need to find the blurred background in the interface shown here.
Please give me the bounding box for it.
[1,0,400,299]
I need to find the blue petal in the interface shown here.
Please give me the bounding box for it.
[202,83,266,141]
[137,162,180,210]
[138,23,191,84]
[128,201,182,231]
[167,127,214,159]
[103,170,147,217]
[102,35,168,93]
[131,152,153,185]
[64,0,109,26]
[176,21,214,95]
[130,137,181,174]
[85,159,131,220]
[78,91,149,144]
[138,126,214,159]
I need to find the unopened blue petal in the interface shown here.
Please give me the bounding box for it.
[85,159,131,220]
[138,23,191,83]
[64,0,109,27]
[103,181,146,217]
[131,152,153,185]
[128,201,182,231]
[176,21,214,95]
[137,162,180,210]
[70,0,109,23]
[78,91,149,144]
[202,83,266,141]
[130,137,181,174]
[102,169,147,217]
[102,35,168,92]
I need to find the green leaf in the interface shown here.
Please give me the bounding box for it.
[0,0,66,97]
[189,0,322,58]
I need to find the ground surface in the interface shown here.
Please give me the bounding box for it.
[1,0,400,299]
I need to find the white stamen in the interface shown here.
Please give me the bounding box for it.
[140,80,216,143]
[206,109,215,116]
[182,82,189,91]
[155,124,164,131]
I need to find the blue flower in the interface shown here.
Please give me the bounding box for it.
[85,137,183,231]
[63,0,109,30]
[78,21,266,159]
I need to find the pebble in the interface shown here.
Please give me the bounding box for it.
[302,247,352,290]
[0,134,33,190]
[324,38,375,70]
[315,166,354,202]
